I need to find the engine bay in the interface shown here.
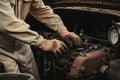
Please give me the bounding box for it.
[26,9,120,80]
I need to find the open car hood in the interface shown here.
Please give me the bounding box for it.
[46,0,120,9]
[44,0,120,17]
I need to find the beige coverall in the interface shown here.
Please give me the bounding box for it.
[0,0,66,79]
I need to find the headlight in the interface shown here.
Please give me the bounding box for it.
[108,22,120,47]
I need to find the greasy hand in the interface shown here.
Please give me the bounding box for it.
[62,32,82,47]
[39,39,67,56]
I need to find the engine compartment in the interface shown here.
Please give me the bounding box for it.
[26,9,120,80]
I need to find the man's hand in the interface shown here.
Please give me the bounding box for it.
[39,39,67,56]
[61,32,82,47]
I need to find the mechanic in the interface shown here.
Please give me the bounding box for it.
[0,0,82,80]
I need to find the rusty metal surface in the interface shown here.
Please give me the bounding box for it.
[53,6,120,17]
[109,59,120,80]
[49,0,120,17]
[49,0,120,12]
[68,48,109,77]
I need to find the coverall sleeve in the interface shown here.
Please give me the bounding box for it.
[0,0,45,47]
[29,0,68,33]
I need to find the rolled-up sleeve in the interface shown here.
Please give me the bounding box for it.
[0,0,45,47]
[29,0,67,32]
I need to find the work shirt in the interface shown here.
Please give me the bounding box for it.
[0,0,66,59]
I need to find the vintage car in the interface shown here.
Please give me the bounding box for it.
[25,0,120,80]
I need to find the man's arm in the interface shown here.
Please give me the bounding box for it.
[29,0,68,33]
[0,0,67,54]
[0,0,45,47]
[29,0,82,47]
